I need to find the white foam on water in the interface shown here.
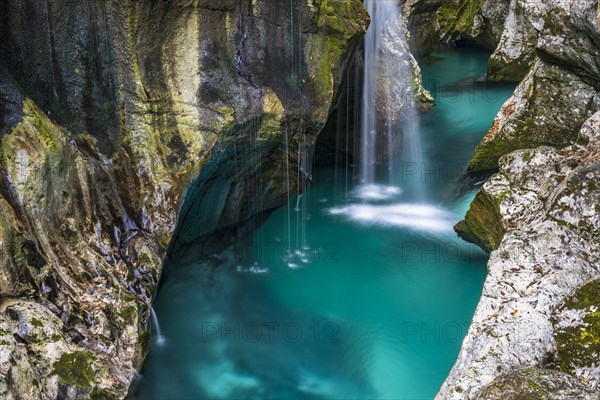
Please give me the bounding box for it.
[352,184,402,201]
[236,262,270,274]
[328,203,454,233]
[283,248,315,269]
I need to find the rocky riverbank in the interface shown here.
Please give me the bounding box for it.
[443,111,600,399]
[428,0,600,398]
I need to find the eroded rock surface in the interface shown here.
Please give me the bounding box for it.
[440,112,600,399]
[553,279,600,389]
[437,0,510,50]
[468,59,600,173]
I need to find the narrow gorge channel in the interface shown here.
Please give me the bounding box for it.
[132,45,515,399]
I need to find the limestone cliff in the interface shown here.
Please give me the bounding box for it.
[428,0,600,398]
[440,111,600,399]
[0,1,368,398]
[437,0,510,50]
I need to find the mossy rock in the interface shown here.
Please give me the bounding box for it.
[479,367,600,399]
[488,54,535,83]
[455,188,505,253]
[467,136,525,174]
[52,351,96,389]
[553,279,600,376]
[437,0,485,39]
[468,61,596,174]
[90,386,119,400]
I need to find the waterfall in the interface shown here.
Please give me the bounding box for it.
[150,307,165,347]
[360,0,426,202]
[328,0,453,233]
[360,0,387,185]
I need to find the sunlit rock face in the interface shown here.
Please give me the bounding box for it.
[442,112,600,399]
[0,0,368,397]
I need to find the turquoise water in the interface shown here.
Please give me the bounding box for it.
[132,48,515,399]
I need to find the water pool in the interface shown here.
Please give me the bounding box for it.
[132,47,515,400]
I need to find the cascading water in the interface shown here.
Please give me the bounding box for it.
[359,0,381,186]
[359,0,426,203]
[336,0,440,231]
[396,72,427,202]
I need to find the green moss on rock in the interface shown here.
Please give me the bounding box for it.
[488,55,534,83]
[468,136,523,173]
[437,0,485,38]
[468,61,595,174]
[305,0,369,110]
[52,351,96,389]
[90,386,119,400]
[30,318,44,328]
[554,279,600,375]
[454,188,505,253]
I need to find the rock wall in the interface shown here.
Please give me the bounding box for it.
[434,0,600,398]
[437,0,510,50]
[468,59,600,174]
[440,112,600,398]
[0,0,368,398]
[404,0,444,57]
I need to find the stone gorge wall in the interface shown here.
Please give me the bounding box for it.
[0,1,368,398]
[441,111,600,399]
[429,0,600,398]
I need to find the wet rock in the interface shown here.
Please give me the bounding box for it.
[454,189,505,253]
[468,59,600,173]
[404,0,444,58]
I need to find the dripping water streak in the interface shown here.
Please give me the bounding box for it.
[150,307,165,347]
[284,129,292,266]
[360,0,379,185]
